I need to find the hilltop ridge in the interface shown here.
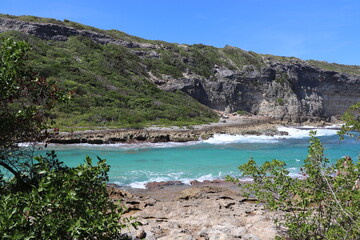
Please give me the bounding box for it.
[1,14,360,127]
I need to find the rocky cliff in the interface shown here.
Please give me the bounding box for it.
[1,15,359,123]
[162,59,360,122]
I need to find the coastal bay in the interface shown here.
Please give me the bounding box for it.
[1,7,360,239]
[40,121,359,189]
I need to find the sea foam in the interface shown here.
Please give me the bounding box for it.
[277,126,338,139]
[204,125,339,145]
[48,140,200,150]
[121,169,306,188]
[115,172,229,189]
[204,134,279,144]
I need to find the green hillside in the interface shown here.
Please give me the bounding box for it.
[0,30,218,129]
[1,14,359,130]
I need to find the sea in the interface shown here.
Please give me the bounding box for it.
[36,126,360,189]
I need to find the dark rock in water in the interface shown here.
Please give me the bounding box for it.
[87,139,104,144]
[278,131,289,136]
[264,131,275,136]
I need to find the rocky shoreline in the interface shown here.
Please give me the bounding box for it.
[108,182,283,240]
[48,114,337,145]
[48,115,292,144]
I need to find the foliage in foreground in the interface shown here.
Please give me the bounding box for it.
[0,153,136,239]
[229,132,360,239]
[0,37,68,186]
[0,38,137,239]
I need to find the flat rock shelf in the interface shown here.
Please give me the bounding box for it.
[109,181,283,240]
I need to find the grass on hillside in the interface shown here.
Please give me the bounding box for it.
[307,60,360,76]
[0,31,218,129]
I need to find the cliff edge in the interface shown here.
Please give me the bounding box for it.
[1,15,360,123]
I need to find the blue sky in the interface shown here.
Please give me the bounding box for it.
[1,0,359,65]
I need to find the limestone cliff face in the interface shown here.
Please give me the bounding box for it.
[1,16,360,122]
[160,61,360,122]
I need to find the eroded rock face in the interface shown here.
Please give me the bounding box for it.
[160,64,360,122]
[0,17,161,49]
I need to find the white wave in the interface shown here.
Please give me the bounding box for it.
[48,141,200,150]
[17,142,33,147]
[114,175,177,189]
[204,125,339,145]
[114,167,310,188]
[17,142,48,147]
[296,124,342,129]
[128,181,147,189]
[114,172,230,189]
[204,134,279,144]
[196,174,217,181]
[277,126,338,139]
[127,176,174,189]
[238,177,254,182]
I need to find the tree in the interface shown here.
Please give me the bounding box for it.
[0,37,67,187]
[0,152,138,239]
[0,38,137,238]
[229,132,360,239]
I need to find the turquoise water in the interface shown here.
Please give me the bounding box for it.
[37,126,360,188]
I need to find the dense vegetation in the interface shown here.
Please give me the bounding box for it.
[1,154,136,239]
[230,132,360,239]
[0,38,135,238]
[0,30,218,129]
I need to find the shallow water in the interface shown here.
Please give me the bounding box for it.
[37,126,360,188]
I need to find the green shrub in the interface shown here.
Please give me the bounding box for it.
[277,98,284,106]
[0,153,137,239]
[228,132,360,239]
[236,110,248,115]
